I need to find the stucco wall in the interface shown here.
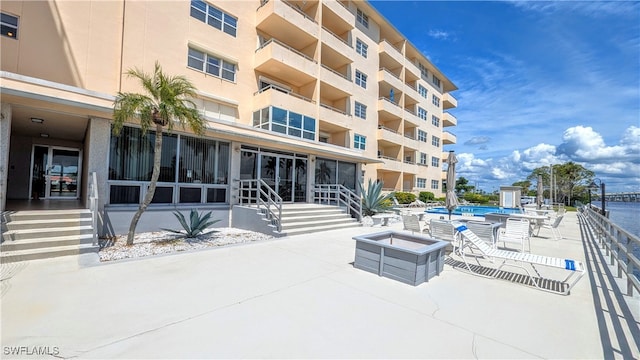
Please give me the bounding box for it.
[103,206,230,237]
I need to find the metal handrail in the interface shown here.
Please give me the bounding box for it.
[313,184,362,221]
[377,124,398,134]
[320,102,349,116]
[254,84,316,104]
[378,97,398,106]
[321,63,351,81]
[282,0,317,23]
[237,179,282,232]
[89,172,98,246]
[256,38,318,64]
[379,67,401,81]
[377,155,398,161]
[582,206,640,296]
[321,26,352,47]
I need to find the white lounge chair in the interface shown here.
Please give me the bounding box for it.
[498,218,531,252]
[465,221,497,248]
[452,222,585,295]
[402,214,428,234]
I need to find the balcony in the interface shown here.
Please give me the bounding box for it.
[320,66,352,95]
[405,60,421,80]
[319,103,352,129]
[443,112,457,127]
[377,125,404,146]
[253,84,316,117]
[318,120,350,148]
[403,108,422,127]
[322,0,355,28]
[257,0,319,48]
[255,39,318,87]
[402,161,419,175]
[443,131,457,145]
[443,92,458,109]
[378,39,403,68]
[377,97,403,120]
[321,27,352,58]
[404,82,420,103]
[377,155,403,172]
[403,134,420,151]
[378,68,404,91]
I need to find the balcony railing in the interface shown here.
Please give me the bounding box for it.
[379,96,398,106]
[320,102,349,116]
[378,124,398,134]
[254,84,316,104]
[378,155,398,161]
[321,63,350,81]
[321,26,351,47]
[380,67,401,81]
[256,38,317,64]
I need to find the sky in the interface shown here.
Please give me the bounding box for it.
[370,0,640,194]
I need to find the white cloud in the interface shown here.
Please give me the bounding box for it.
[428,29,452,40]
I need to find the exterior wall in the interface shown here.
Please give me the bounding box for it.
[103,207,230,237]
[231,206,279,236]
[1,0,459,231]
[0,103,11,211]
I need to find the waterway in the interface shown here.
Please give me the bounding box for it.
[603,202,640,238]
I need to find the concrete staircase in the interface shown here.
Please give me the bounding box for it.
[1,209,98,264]
[272,204,361,236]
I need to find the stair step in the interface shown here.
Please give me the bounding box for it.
[281,214,350,223]
[0,244,99,264]
[1,234,95,251]
[3,225,94,241]
[280,222,361,236]
[280,218,358,231]
[2,209,91,222]
[4,218,93,231]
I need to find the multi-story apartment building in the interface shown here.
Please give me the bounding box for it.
[0,0,457,234]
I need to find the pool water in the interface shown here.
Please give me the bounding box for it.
[426,206,522,216]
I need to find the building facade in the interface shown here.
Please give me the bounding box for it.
[0,0,457,234]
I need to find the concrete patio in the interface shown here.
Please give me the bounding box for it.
[1,211,639,358]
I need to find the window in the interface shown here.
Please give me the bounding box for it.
[190,0,237,37]
[188,48,236,82]
[354,134,366,150]
[432,74,441,88]
[431,156,440,167]
[355,70,367,89]
[356,39,368,58]
[418,107,427,120]
[418,130,427,142]
[432,115,440,127]
[417,178,426,188]
[432,136,440,147]
[431,180,439,190]
[1,13,18,39]
[418,62,428,80]
[252,106,316,140]
[354,102,367,119]
[419,152,428,165]
[356,8,369,28]
[432,94,440,107]
[418,84,427,98]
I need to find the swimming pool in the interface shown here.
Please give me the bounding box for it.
[426,205,522,217]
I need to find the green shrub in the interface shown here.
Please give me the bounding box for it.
[359,179,394,216]
[162,209,220,238]
[395,192,416,204]
[419,191,435,202]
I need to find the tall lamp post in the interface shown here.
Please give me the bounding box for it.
[589,179,605,216]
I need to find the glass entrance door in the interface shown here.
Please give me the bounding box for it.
[31,146,81,199]
[260,154,294,202]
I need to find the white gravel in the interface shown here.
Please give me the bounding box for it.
[99,228,273,262]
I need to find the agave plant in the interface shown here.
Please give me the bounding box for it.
[359,179,395,217]
[162,209,220,239]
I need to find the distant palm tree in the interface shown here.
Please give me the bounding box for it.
[113,62,205,245]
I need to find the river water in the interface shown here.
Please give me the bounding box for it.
[604,202,640,238]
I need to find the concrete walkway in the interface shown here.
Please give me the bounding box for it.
[1,211,639,358]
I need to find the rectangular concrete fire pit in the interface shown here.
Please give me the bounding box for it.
[353,231,447,286]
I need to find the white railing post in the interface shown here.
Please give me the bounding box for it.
[89,172,99,246]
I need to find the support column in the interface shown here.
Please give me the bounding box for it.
[84,117,111,235]
[0,103,12,213]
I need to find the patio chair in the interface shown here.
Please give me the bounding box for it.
[429,219,460,253]
[452,222,585,295]
[498,218,531,252]
[536,215,564,240]
[401,214,428,234]
[464,221,497,248]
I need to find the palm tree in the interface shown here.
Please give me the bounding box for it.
[113,62,205,245]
